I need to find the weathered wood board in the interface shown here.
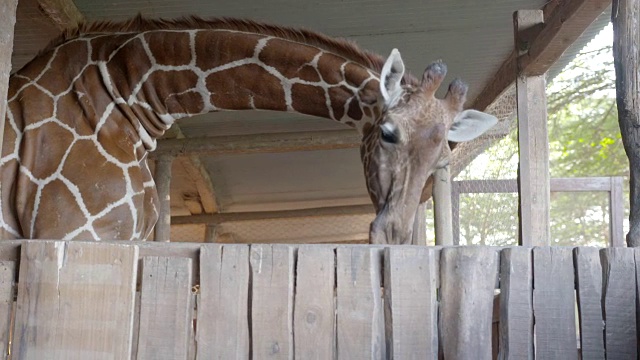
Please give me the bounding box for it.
[137,256,193,360]
[439,247,498,359]
[294,246,336,359]
[197,244,250,359]
[384,247,438,359]
[573,247,604,360]
[12,241,138,359]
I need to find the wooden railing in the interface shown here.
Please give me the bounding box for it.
[451,177,625,246]
[0,240,636,359]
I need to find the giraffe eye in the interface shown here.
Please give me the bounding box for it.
[380,123,398,144]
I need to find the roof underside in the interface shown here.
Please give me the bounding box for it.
[10,0,611,241]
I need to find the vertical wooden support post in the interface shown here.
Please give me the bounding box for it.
[204,224,217,243]
[515,10,551,246]
[451,181,461,245]
[612,0,640,246]
[411,203,427,245]
[0,0,18,156]
[154,155,173,242]
[433,166,453,245]
[610,176,625,247]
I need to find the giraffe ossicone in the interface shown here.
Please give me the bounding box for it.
[1,16,497,244]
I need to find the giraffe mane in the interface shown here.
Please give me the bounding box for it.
[43,14,419,86]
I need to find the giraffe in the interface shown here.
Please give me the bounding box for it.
[1,16,496,244]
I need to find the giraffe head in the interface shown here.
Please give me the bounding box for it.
[364,49,497,244]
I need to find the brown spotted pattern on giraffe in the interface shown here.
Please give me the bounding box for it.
[36,40,90,96]
[89,34,139,62]
[33,179,87,238]
[327,85,352,120]
[96,111,142,164]
[145,32,193,66]
[145,69,199,110]
[194,31,260,71]
[206,64,287,111]
[93,202,135,240]
[21,122,75,179]
[15,49,54,80]
[12,86,54,126]
[68,230,94,240]
[106,38,153,99]
[79,65,119,123]
[7,76,30,99]
[257,38,318,79]
[291,83,330,119]
[316,53,344,85]
[13,177,39,237]
[129,103,167,138]
[56,92,97,137]
[347,98,363,121]
[62,140,128,216]
[294,65,322,83]
[166,91,205,115]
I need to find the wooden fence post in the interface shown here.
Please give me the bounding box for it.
[515,10,551,246]
[154,155,174,242]
[411,203,427,245]
[610,176,625,247]
[612,0,640,246]
[433,166,454,245]
[0,0,18,157]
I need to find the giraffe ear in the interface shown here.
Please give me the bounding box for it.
[380,49,405,108]
[447,110,498,142]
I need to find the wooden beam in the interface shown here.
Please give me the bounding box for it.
[151,129,361,158]
[37,0,85,30]
[612,0,640,246]
[0,0,18,161]
[411,203,427,246]
[470,0,611,111]
[154,155,173,241]
[516,10,551,247]
[433,166,454,246]
[171,204,374,225]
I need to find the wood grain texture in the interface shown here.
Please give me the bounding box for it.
[0,261,14,358]
[137,256,193,360]
[154,155,174,242]
[197,244,250,359]
[384,247,437,359]
[433,166,453,245]
[613,0,640,246]
[336,246,385,359]
[532,247,577,359]
[250,244,295,359]
[294,246,336,359]
[12,241,138,359]
[498,247,533,360]
[439,247,498,359]
[609,177,625,246]
[600,248,637,358]
[516,11,550,247]
[573,247,604,360]
[411,203,427,246]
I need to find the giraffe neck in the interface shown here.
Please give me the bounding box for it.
[87,29,382,149]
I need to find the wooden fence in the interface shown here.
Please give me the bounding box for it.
[0,240,637,359]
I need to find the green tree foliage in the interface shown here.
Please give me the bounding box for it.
[453,27,628,247]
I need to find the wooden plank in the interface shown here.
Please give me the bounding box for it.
[532,247,577,359]
[179,155,219,214]
[336,246,385,359]
[551,177,612,192]
[152,129,360,157]
[573,247,604,360]
[0,261,14,357]
[0,0,18,157]
[384,247,438,359]
[600,248,637,358]
[433,166,454,245]
[451,183,461,245]
[498,247,533,360]
[411,203,427,245]
[197,244,250,359]
[12,241,138,359]
[137,256,193,360]
[154,155,174,242]
[131,292,142,359]
[36,0,85,30]
[439,247,498,359]
[172,204,374,225]
[293,246,336,359]
[455,177,616,194]
[516,11,551,247]
[609,176,625,246]
[613,0,640,246]
[250,244,295,359]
